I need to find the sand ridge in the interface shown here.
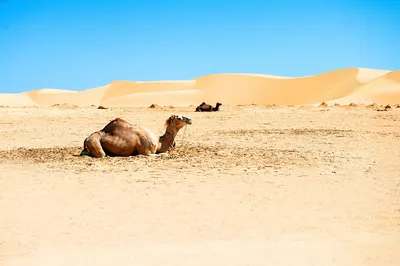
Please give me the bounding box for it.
[1,67,399,107]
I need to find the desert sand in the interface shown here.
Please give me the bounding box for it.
[1,68,400,108]
[1,68,400,266]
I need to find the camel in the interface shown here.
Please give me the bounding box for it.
[195,102,222,112]
[195,102,206,111]
[80,114,192,158]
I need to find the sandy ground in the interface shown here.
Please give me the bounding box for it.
[0,104,400,266]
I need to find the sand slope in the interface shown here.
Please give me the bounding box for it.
[327,70,400,105]
[1,68,399,107]
[0,93,37,107]
[22,86,109,106]
[100,80,198,106]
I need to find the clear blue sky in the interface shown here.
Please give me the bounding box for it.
[0,0,399,93]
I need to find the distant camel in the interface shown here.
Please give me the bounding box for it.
[195,102,206,111]
[195,102,222,112]
[80,114,192,158]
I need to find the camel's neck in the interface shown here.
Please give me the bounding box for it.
[214,105,220,111]
[157,124,179,153]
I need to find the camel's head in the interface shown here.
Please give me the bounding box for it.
[166,114,192,129]
[216,102,222,107]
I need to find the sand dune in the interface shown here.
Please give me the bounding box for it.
[1,68,399,107]
[196,68,364,105]
[328,70,400,105]
[100,80,196,103]
[0,93,37,107]
[22,86,109,106]
[102,89,201,107]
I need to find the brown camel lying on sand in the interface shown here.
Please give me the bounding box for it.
[80,114,192,158]
[195,102,222,112]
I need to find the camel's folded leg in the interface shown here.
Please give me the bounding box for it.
[82,132,106,158]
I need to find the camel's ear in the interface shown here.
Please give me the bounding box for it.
[164,116,172,127]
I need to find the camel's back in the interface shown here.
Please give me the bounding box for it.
[100,118,158,155]
[101,118,152,137]
[101,118,132,134]
[201,104,212,111]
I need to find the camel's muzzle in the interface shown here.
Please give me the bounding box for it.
[183,116,192,125]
